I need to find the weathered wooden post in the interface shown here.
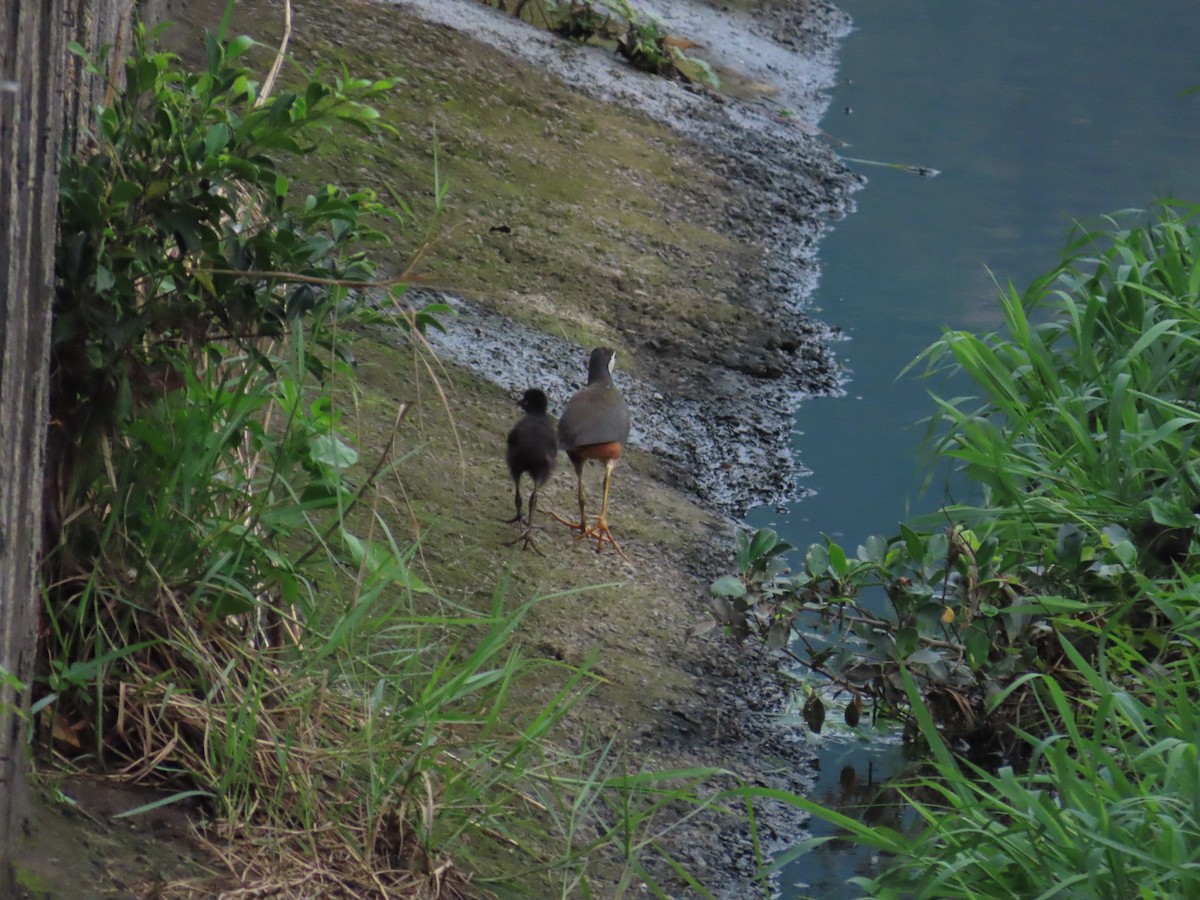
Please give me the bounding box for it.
[0,2,68,891]
[1,0,163,889]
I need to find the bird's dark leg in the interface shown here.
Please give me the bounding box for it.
[505,483,547,555]
[528,483,540,529]
[503,479,524,525]
[523,484,547,555]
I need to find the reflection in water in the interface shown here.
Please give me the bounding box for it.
[767,0,1200,897]
[785,737,912,899]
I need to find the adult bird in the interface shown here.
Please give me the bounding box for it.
[504,388,558,553]
[553,347,631,560]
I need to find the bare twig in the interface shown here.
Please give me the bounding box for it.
[256,0,293,107]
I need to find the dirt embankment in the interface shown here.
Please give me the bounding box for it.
[392,0,861,515]
[21,1,861,897]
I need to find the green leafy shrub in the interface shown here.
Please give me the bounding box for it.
[46,18,411,720]
[556,0,612,41]
[919,205,1200,569]
[56,32,402,432]
[842,598,1200,899]
[41,23,745,897]
[737,601,1200,898]
[483,0,720,88]
[708,521,1134,749]
[709,206,1200,897]
[709,206,1200,745]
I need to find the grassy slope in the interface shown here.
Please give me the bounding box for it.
[286,0,762,378]
[10,3,821,897]
[164,0,766,751]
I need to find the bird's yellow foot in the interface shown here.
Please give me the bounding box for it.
[547,510,601,542]
[548,509,588,532]
[587,515,630,562]
[548,510,628,561]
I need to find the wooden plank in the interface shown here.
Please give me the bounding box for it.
[0,0,67,891]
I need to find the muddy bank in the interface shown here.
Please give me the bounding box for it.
[365,2,863,896]
[396,289,814,515]
[21,1,864,897]
[394,0,861,517]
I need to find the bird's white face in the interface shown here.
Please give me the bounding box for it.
[608,351,616,374]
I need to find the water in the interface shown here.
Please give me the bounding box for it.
[752,1,1200,896]
[751,0,1200,553]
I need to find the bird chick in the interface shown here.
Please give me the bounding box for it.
[504,388,558,554]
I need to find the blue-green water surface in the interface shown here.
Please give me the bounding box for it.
[754,2,1200,897]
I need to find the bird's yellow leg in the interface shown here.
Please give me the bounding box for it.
[590,461,630,562]
[577,470,588,532]
[548,472,590,534]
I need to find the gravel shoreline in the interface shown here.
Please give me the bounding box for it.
[381,3,865,896]
[396,0,864,518]
[162,3,873,897]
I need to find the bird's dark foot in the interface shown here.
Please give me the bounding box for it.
[502,513,524,525]
[503,526,547,556]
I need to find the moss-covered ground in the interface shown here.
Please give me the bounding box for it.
[157,0,764,730]
[18,2,830,896]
